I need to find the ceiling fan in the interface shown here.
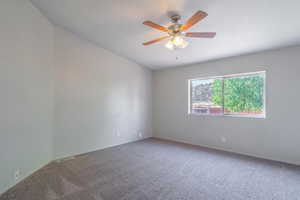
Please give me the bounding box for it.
[142,10,216,50]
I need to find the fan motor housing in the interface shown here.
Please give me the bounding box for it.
[169,14,182,35]
[168,24,182,35]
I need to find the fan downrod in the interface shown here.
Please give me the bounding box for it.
[170,14,181,23]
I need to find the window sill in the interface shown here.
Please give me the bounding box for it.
[188,113,266,119]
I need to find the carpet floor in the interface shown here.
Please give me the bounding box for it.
[1,138,300,200]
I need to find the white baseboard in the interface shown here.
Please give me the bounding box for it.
[152,136,300,166]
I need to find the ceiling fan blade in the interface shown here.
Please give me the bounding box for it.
[181,10,208,31]
[143,21,169,33]
[185,32,216,38]
[143,36,170,46]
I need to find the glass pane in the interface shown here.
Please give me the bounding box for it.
[224,73,265,116]
[191,78,223,115]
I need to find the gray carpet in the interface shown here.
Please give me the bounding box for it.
[1,138,300,200]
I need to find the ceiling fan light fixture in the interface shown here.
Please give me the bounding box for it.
[172,35,183,46]
[165,35,188,50]
[165,40,175,50]
[143,10,215,49]
[175,36,188,49]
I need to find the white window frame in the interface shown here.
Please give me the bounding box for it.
[188,71,266,118]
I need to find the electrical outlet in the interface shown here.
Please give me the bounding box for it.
[221,136,227,143]
[14,170,20,181]
[138,131,143,138]
[116,130,121,137]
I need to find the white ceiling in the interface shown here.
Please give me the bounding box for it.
[31,0,300,70]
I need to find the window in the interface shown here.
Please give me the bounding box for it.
[189,71,265,118]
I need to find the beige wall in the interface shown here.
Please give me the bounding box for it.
[0,0,54,193]
[153,46,300,165]
[53,27,152,159]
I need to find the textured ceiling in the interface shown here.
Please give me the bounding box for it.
[31,0,300,69]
